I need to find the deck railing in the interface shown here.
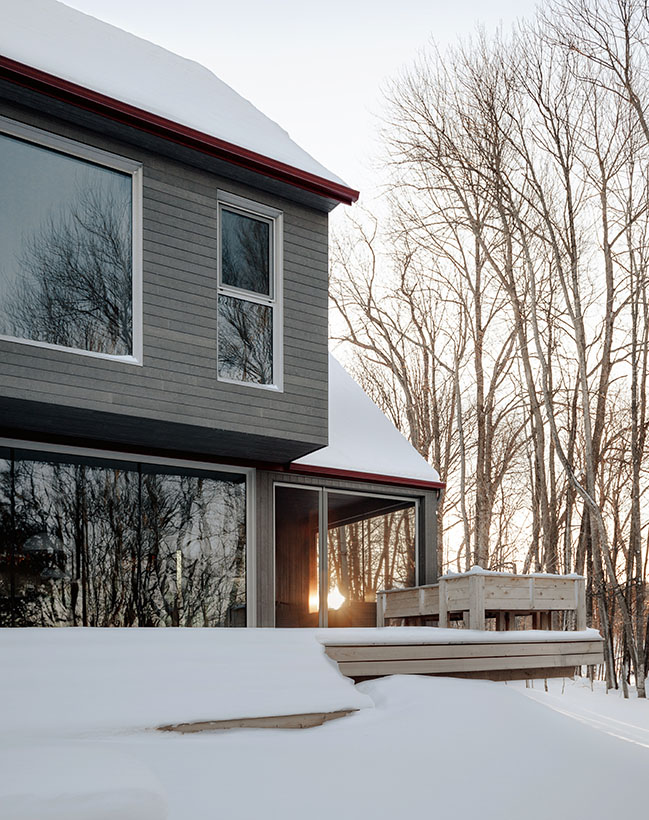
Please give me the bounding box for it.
[376,570,587,631]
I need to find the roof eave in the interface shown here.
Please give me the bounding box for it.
[0,54,360,206]
[288,463,445,491]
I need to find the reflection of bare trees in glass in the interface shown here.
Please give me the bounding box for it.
[141,473,246,627]
[328,508,416,603]
[218,295,273,384]
[83,466,140,625]
[218,206,274,384]
[5,187,132,355]
[0,455,246,627]
[0,459,11,626]
[221,208,270,295]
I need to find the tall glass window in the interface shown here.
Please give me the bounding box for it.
[0,448,246,627]
[217,192,282,388]
[0,118,140,359]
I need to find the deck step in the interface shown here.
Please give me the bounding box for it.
[323,637,604,681]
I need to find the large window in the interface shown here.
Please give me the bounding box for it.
[0,448,247,627]
[217,191,282,388]
[0,117,142,361]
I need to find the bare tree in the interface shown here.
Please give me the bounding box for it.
[331,1,649,695]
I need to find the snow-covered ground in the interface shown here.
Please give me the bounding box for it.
[511,675,649,747]
[1,629,648,820]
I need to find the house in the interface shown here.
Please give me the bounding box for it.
[0,0,443,631]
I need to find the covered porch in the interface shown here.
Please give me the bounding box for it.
[255,355,443,628]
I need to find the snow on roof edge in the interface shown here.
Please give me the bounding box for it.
[293,355,441,486]
[0,0,351,191]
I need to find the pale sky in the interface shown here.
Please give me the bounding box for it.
[63,0,539,205]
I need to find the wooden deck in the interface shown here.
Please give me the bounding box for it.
[320,572,603,682]
[323,633,604,682]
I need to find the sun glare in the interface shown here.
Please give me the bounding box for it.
[328,586,346,611]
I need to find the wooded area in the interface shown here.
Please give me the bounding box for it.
[331,0,649,695]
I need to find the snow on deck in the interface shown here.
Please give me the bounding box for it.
[293,355,441,484]
[318,626,602,645]
[1,0,346,186]
[0,628,370,739]
[440,565,584,579]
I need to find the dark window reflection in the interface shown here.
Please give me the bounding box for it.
[0,450,246,627]
[327,507,416,604]
[221,207,270,295]
[218,295,273,384]
[141,470,246,627]
[0,454,12,626]
[0,133,133,356]
[327,497,416,628]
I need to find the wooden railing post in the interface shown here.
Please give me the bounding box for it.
[438,578,448,628]
[469,574,485,630]
[575,578,586,631]
[376,591,386,627]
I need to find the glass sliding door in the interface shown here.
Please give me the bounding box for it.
[274,483,417,628]
[10,453,139,627]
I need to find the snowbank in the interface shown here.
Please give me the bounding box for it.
[1,628,647,820]
[293,355,441,484]
[513,676,649,746]
[0,0,346,186]
[0,628,370,739]
[112,674,649,820]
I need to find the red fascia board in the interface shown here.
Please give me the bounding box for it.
[287,463,445,491]
[0,55,360,206]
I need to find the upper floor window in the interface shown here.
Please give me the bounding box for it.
[0,117,142,362]
[217,191,283,389]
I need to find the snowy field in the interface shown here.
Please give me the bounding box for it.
[1,629,648,820]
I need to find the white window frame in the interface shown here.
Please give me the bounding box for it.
[0,115,143,365]
[216,190,283,391]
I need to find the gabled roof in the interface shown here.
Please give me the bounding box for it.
[0,0,358,205]
[292,355,443,489]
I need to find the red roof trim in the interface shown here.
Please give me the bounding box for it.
[287,463,445,491]
[0,54,360,206]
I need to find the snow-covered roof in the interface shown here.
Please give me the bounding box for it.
[0,0,349,190]
[293,355,442,486]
